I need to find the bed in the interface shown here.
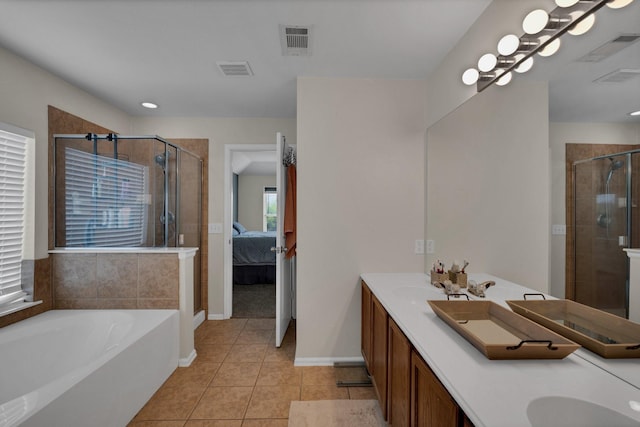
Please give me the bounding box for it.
[233,222,276,284]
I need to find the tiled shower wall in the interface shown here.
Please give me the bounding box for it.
[51,253,179,309]
[566,143,640,309]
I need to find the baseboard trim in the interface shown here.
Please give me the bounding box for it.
[294,356,365,367]
[178,349,197,367]
[207,313,225,320]
[193,310,205,329]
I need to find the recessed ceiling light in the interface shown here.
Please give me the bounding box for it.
[141,102,158,109]
[630,110,640,116]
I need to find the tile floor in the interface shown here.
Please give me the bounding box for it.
[128,318,376,426]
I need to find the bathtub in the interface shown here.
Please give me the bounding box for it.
[0,309,179,427]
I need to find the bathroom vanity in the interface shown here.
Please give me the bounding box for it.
[361,273,640,427]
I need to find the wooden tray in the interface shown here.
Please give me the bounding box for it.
[506,299,640,359]
[428,300,580,360]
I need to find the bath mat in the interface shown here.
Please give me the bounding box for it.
[288,400,386,427]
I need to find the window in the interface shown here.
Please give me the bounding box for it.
[64,147,148,247]
[263,186,277,232]
[0,124,34,314]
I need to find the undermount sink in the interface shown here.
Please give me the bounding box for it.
[392,285,445,304]
[527,396,640,427]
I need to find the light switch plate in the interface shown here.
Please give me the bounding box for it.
[551,224,566,235]
[208,223,223,234]
[415,239,425,254]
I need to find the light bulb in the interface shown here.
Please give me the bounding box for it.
[538,38,561,57]
[497,34,520,56]
[478,53,498,72]
[462,68,480,86]
[630,110,640,116]
[568,13,595,35]
[141,102,158,109]
[523,9,550,34]
[515,56,534,73]
[607,0,634,8]
[555,0,579,6]
[496,72,513,86]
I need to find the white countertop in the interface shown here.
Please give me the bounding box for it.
[361,272,640,427]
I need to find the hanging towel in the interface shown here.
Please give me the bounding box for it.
[284,164,297,259]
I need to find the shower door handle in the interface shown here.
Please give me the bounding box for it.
[271,246,287,254]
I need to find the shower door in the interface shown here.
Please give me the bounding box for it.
[574,153,629,318]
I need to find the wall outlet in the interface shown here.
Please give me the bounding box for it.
[415,239,425,254]
[208,223,223,234]
[551,224,566,235]
[426,240,435,254]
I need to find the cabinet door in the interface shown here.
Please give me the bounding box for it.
[388,318,411,427]
[411,350,459,427]
[361,281,372,372]
[372,294,388,419]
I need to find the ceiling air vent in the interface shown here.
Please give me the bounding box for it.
[577,34,640,63]
[280,25,312,56]
[216,61,253,77]
[594,68,640,84]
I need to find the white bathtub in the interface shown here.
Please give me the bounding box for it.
[0,309,179,427]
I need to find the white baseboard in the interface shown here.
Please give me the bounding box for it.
[207,313,225,320]
[193,310,205,329]
[178,349,197,367]
[294,356,365,367]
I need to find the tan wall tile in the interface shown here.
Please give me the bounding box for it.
[137,299,179,309]
[55,298,98,309]
[52,254,97,299]
[97,299,138,309]
[138,254,179,299]
[97,254,138,298]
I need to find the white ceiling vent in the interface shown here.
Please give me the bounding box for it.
[216,61,253,77]
[594,68,640,83]
[577,34,640,63]
[280,25,312,56]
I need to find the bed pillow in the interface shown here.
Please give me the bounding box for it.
[233,222,247,234]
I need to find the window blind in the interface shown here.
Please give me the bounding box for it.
[0,129,27,308]
[64,147,148,247]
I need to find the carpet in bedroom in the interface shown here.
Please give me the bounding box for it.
[288,400,386,427]
[233,283,276,318]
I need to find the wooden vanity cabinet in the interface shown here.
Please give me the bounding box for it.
[410,350,460,427]
[388,318,411,427]
[361,281,372,371]
[361,280,474,427]
[372,293,389,419]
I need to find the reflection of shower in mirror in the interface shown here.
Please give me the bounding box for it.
[597,157,625,230]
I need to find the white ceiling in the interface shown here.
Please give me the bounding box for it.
[0,0,491,118]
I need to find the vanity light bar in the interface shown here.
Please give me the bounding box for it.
[464,0,627,92]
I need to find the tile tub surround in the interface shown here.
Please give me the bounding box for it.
[129,319,378,425]
[361,273,640,427]
[49,247,197,366]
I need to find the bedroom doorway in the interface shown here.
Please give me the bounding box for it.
[224,139,296,347]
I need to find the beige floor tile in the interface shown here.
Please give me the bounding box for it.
[301,384,349,401]
[190,387,253,420]
[301,366,336,385]
[263,345,295,363]
[163,362,221,388]
[256,362,302,386]
[199,330,242,345]
[134,386,205,421]
[211,362,261,387]
[241,420,289,427]
[128,421,186,427]
[196,344,233,363]
[348,386,377,400]
[244,318,276,330]
[235,329,273,345]
[185,420,243,427]
[226,344,268,363]
[245,385,300,419]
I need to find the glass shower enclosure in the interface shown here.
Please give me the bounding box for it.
[573,150,637,319]
[53,133,203,311]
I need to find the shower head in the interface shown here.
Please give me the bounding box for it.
[154,152,170,167]
[606,158,624,184]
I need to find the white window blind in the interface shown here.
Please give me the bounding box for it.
[0,129,27,308]
[64,147,148,247]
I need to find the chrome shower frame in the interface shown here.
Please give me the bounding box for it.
[53,133,202,249]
